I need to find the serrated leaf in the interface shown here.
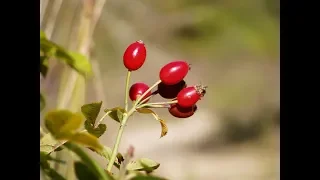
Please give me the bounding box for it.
[40,56,49,77]
[40,93,45,112]
[159,119,168,138]
[74,161,99,180]
[104,107,126,123]
[84,120,107,138]
[44,110,83,137]
[64,142,113,180]
[81,101,102,125]
[62,132,103,152]
[126,158,160,172]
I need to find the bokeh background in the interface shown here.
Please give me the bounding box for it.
[40,0,280,180]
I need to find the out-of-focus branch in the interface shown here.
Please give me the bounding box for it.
[43,0,63,39]
[89,0,108,102]
[40,0,50,26]
[58,0,107,109]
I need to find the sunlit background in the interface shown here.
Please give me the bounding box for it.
[40,0,280,179]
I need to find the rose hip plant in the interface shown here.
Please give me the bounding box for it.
[40,31,207,180]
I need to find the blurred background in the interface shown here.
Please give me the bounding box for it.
[40,0,279,180]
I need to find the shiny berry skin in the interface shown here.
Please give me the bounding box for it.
[129,82,151,102]
[168,104,198,118]
[157,80,187,99]
[177,85,207,108]
[159,61,190,85]
[123,40,147,71]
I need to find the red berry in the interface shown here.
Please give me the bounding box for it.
[177,85,207,108]
[123,40,147,71]
[129,82,151,102]
[157,80,187,99]
[168,104,198,118]
[159,61,190,85]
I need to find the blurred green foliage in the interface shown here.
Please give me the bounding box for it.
[148,0,279,60]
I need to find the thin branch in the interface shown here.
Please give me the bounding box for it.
[43,0,63,39]
[40,0,50,26]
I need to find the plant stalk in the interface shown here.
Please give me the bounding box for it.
[138,100,178,108]
[134,80,162,106]
[124,71,131,111]
[106,80,164,171]
[106,108,136,171]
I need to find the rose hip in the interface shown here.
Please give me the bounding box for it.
[168,104,198,118]
[123,40,147,71]
[159,61,190,85]
[157,80,187,99]
[129,82,151,102]
[177,85,207,108]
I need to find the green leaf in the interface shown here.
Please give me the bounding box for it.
[40,151,65,164]
[40,30,47,39]
[41,166,67,180]
[104,107,126,123]
[44,110,83,137]
[40,151,67,180]
[136,108,156,114]
[40,38,92,76]
[64,142,113,180]
[40,93,46,112]
[126,158,160,172]
[74,161,99,180]
[63,132,103,152]
[136,109,168,138]
[44,110,103,151]
[40,38,58,56]
[98,146,113,160]
[81,101,102,125]
[55,50,92,77]
[130,175,167,180]
[90,146,121,169]
[40,133,58,154]
[40,56,49,77]
[84,120,107,138]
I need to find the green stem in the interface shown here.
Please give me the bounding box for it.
[137,94,153,105]
[140,104,170,108]
[124,71,131,111]
[134,80,162,106]
[106,108,136,172]
[107,80,162,172]
[137,100,178,109]
[95,111,111,128]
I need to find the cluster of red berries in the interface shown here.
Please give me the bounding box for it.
[123,40,207,118]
